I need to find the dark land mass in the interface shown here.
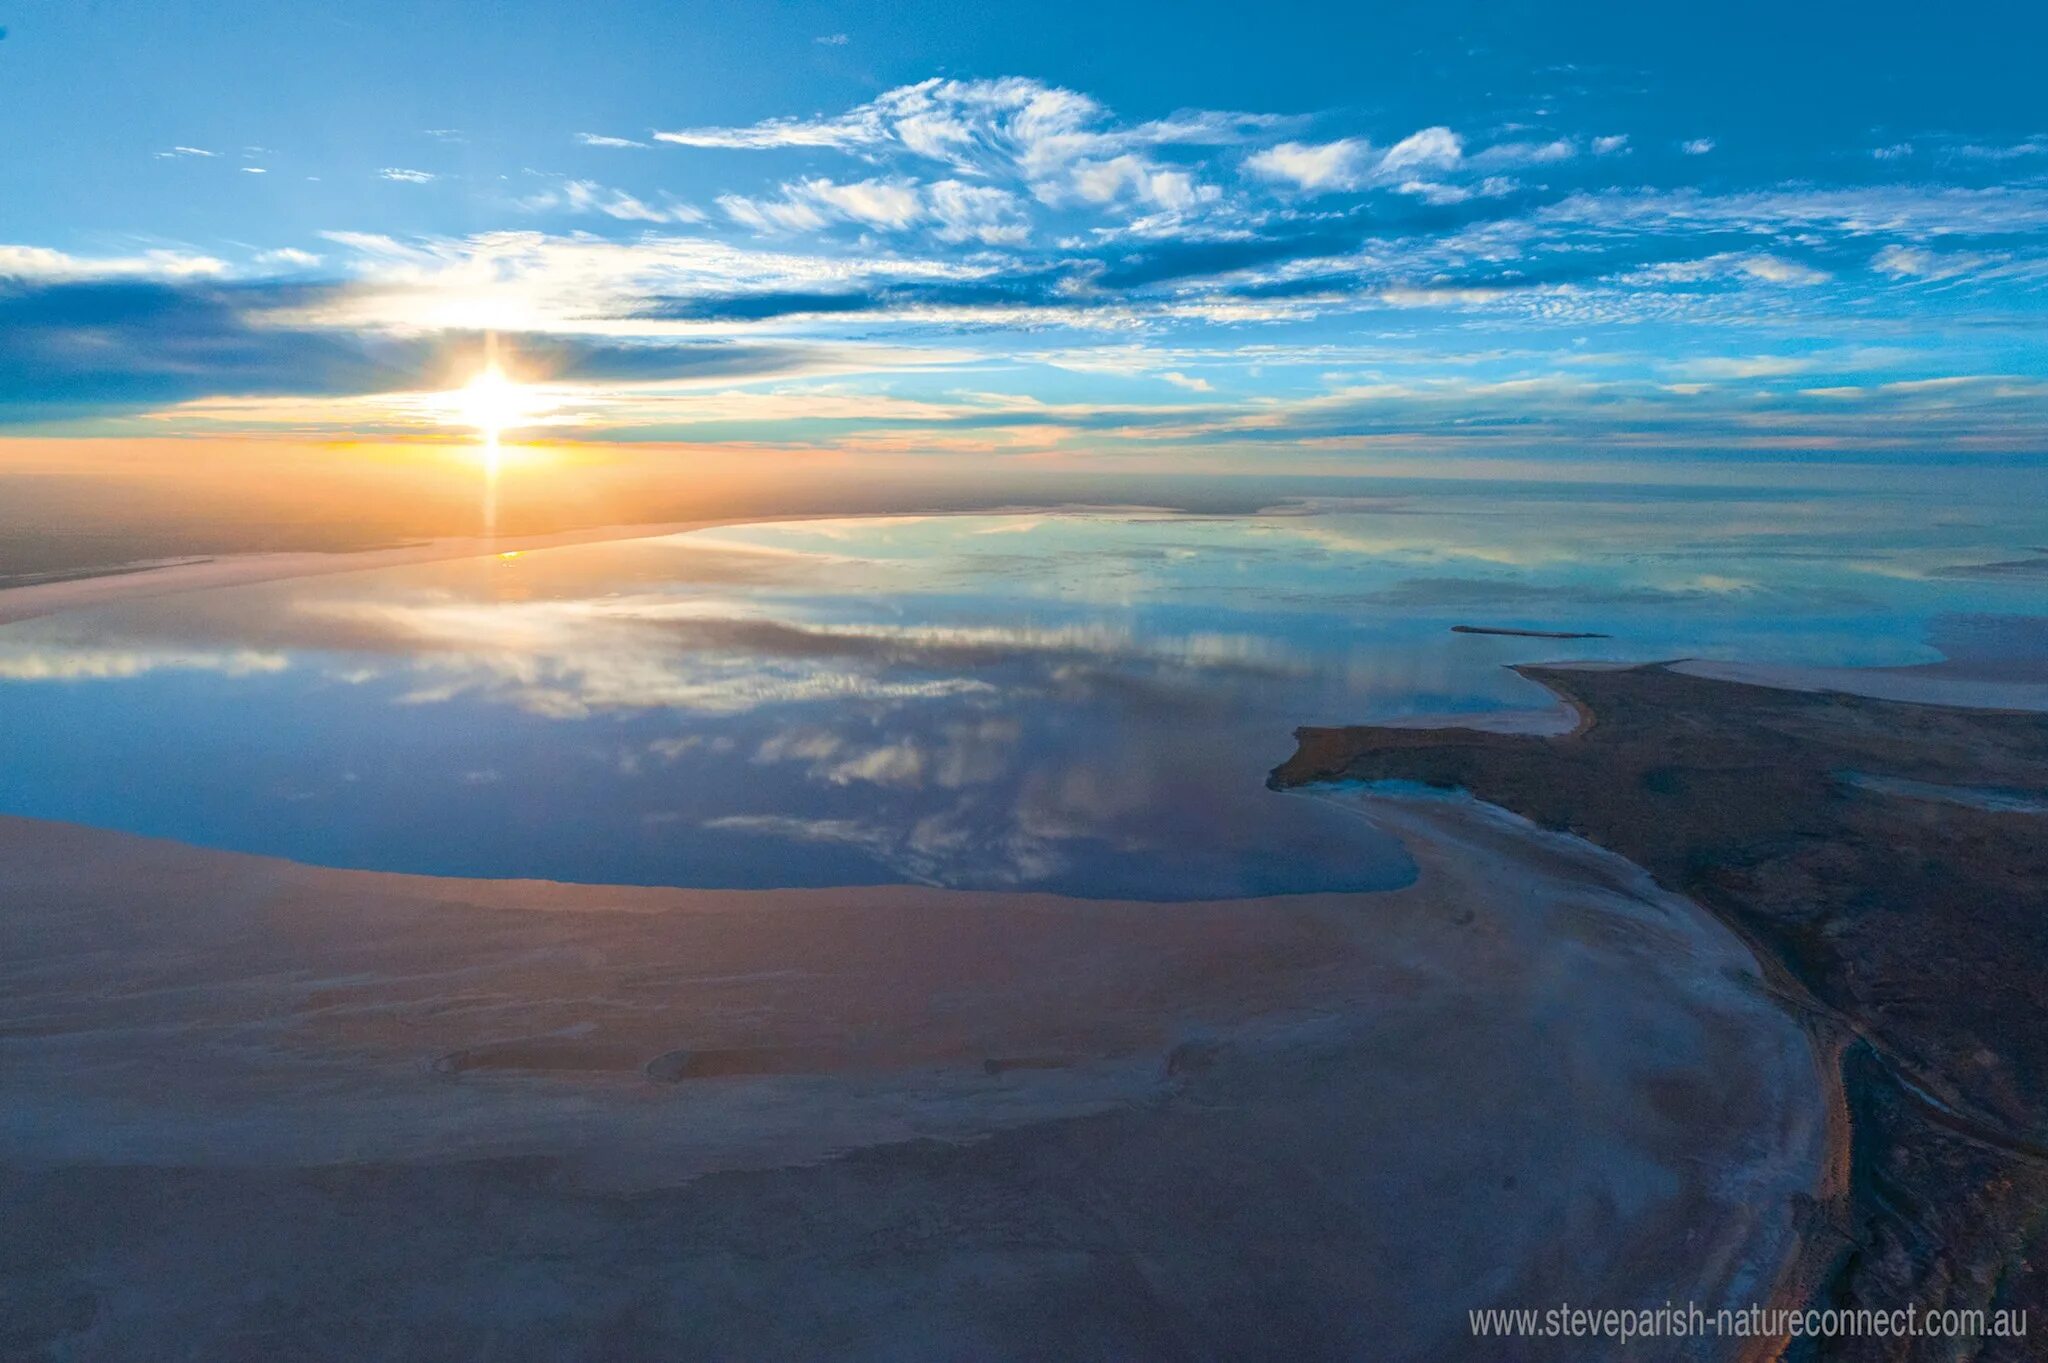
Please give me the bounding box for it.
[1271,663,2048,1362]
[1449,624,1611,639]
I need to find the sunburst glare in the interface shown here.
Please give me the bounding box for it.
[454,363,538,442]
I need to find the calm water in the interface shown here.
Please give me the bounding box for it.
[1,488,2042,897]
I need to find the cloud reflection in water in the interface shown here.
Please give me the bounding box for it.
[0,500,2042,897]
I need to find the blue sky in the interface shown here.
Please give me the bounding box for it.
[3,0,2046,463]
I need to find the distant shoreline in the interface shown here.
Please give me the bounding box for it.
[0,517,818,627]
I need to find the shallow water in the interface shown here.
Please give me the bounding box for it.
[0,490,2042,896]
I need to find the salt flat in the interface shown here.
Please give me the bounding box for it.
[0,794,1820,1360]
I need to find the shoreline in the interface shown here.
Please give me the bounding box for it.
[0,518,809,627]
[1272,661,2048,1362]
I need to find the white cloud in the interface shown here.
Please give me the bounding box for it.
[1871,244,1990,281]
[1538,185,2048,239]
[798,177,924,229]
[655,75,1274,189]
[1378,126,1465,175]
[1636,252,1830,286]
[1872,142,1913,160]
[1468,137,1574,170]
[1056,154,1214,211]
[1396,173,1519,205]
[546,179,705,224]
[577,132,649,149]
[1592,134,1631,155]
[717,192,831,234]
[0,244,230,281]
[1248,126,1472,193]
[1736,254,1828,284]
[380,168,437,183]
[1394,180,1472,205]
[1246,138,1373,191]
[927,180,1029,245]
[1953,139,2048,160]
[1681,138,1716,155]
[1160,371,1213,391]
[254,247,323,268]
[814,32,850,45]
[721,176,924,233]
[241,166,268,175]
[718,176,1031,243]
[306,227,995,335]
[155,145,218,159]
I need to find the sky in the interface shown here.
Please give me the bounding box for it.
[3,0,2046,468]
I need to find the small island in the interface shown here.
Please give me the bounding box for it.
[1449,625,1612,639]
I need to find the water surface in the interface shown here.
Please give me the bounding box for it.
[1,491,2041,897]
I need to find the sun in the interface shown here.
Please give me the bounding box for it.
[455,363,534,441]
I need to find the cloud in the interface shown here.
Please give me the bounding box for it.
[1871,244,1990,280]
[0,278,420,421]
[1626,251,1831,286]
[1872,142,1914,160]
[0,244,229,282]
[655,76,1277,191]
[1052,154,1215,211]
[0,272,958,426]
[717,192,830,234]
[154,146,218,159]
[1953,139,2048,161]
[379,168,436,183]
[789,177,924,229]
[530,179,706,224]
[814,32,849,45]
[926,181,1030,245]
[1681,138,1716,155]
[1245,138,1372,192]
[1467,137,1574,171]
[1246,126,1569,198]
[16,68,2048,455]
[307,227,997,335]
[254,248,323,268]
[1729,255,1829,285]
[1247,127,1464,193]
[720,176,1027,241]
[1379,126,1465,175]
[1536,185,2048,238]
